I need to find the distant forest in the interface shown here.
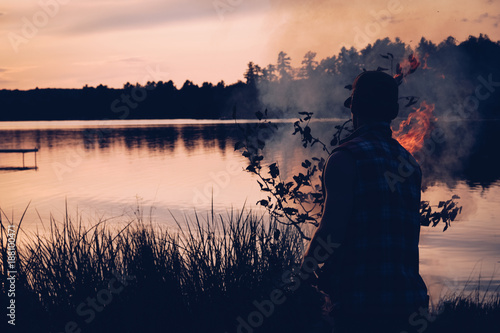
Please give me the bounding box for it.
[1,34,499,121]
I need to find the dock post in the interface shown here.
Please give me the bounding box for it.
[35,149,37,168]
[22,152,25,168]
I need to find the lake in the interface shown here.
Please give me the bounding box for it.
[0,119,499,306]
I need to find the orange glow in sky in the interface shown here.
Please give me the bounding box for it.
[0,0,499,90]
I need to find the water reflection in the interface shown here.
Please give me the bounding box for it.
[2,120,500,187]
[0,123,241,156]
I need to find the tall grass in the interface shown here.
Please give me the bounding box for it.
[427,276,500,333]
[1,205,499,332]
[1,206,327,333]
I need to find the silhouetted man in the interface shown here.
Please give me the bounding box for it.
[302,71,428,333]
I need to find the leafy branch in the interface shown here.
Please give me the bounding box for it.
[233,110,353,240]
[234,53,463,239]
[420,195,463,232]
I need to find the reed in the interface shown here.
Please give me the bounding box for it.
[427,277,500,333]
[0,205,315,332]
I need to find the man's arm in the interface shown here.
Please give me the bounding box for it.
[302,149,356,266]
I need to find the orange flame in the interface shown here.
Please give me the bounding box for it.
[393,101,437,154]
[397,54,420,75]
[394,54,421,84]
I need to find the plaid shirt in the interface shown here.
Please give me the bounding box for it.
[323,122,428,315]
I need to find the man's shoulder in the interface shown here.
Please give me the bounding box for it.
[326,149,356,169]
[324,149,356,186]
[332,136,379,161]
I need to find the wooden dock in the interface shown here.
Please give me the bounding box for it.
[0,148,38,169]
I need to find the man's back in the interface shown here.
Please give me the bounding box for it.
[323,122,428,317]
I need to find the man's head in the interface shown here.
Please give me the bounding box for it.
[344,71,399,128]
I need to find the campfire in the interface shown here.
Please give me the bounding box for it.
[393,101,437,155]
[391,53,437,155]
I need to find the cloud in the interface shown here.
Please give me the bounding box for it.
[0,68,13,85]
[471,12,500,27]
[474,12,489,23]
[63,0,270,35]
[492,14,500,27]
[112,57,146,64]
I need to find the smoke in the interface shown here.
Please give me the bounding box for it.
[253,35,500,187]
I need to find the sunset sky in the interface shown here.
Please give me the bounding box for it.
[0,0,499,90]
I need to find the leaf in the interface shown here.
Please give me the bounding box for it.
[257,200,268,207]
[452,195,461,200]
[283,207,298,215]
[376,67,389,72]
[303,126,311,137]
[318,158,326,171]
[387,53,394,59]
[380,54,389,59]
[438,201,445,208]
[344,84,353,90]
[420,216,431,227]
[269,163,280,178]
[234,141,245,151]
[330,137,338,146]
[255,111,264,121]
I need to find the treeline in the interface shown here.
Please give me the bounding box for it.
[250,34,500,120]
[0,34,499,121]
[0,80,242,121]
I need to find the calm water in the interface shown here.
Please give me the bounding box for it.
[0,119,499,304]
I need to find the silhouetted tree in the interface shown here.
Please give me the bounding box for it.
[299,51,319,79]
[244,62,259,86]
[277,51,292,81]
